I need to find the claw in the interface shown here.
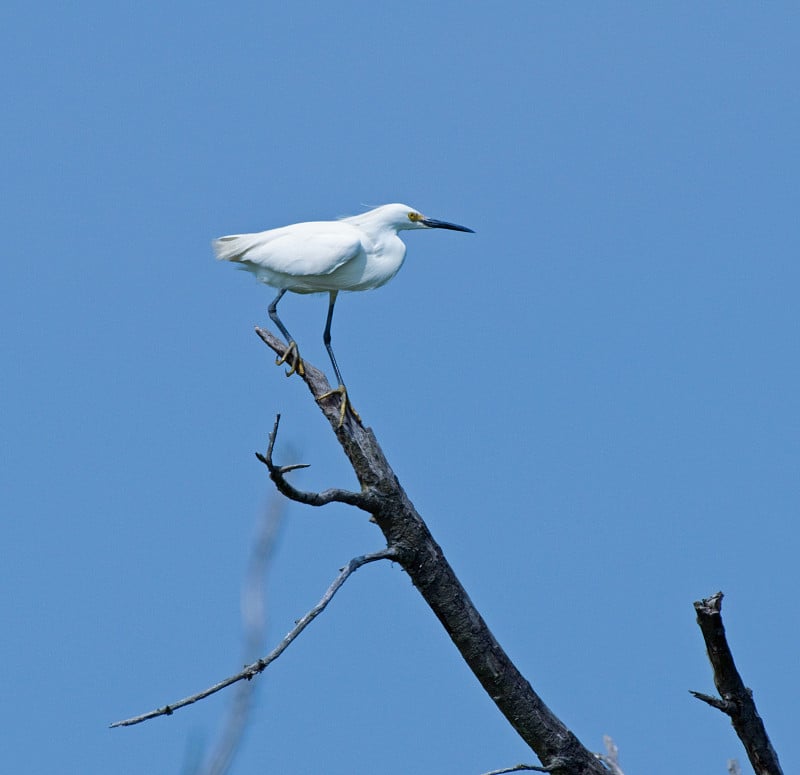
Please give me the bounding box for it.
[318,384,361,427]
[276,341,305,377]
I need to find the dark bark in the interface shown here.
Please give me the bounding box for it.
[256,327,607,775]
[692,592,783,775]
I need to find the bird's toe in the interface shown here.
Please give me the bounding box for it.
[276,341,304,377]
[319,385,360,427]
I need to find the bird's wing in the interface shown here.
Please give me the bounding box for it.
[214,222,364,277]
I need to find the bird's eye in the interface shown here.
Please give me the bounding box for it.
[408,212,422,222]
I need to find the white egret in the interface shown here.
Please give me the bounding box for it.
[213,203,473,423]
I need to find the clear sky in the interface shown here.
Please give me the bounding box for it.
[2,3,798,774]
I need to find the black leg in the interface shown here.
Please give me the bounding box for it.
[268,288,293,344]
[268,288,303,377]
[323,290,345,387]
[319,290,360,426]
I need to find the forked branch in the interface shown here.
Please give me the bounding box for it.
[692,592,783,775]
[252,329,608,775]
[255,414,376,511]
[113,323,786,775]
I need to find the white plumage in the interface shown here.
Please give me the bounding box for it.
[214,203,470,292]
[213,203,473,423]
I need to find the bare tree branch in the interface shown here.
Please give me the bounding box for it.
[692,592,783,775]
[253,328,609,775]
[255,414,376,511]
[111,548,397,728]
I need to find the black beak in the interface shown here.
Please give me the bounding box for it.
[420,217,474,233]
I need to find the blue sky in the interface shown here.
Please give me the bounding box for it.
[2,3,799,773]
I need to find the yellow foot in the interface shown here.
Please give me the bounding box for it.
[318,384,361,427]
[276,341,305,377]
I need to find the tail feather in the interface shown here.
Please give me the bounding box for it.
[212,234,261,263]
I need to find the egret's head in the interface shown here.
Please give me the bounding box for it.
[387,203,474,233]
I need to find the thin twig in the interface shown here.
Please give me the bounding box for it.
[692,592,784,775]
[256,414,376,511]
[111,548,397,728]
[479,765,552,775]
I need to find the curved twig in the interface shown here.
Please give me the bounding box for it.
[256,414,377,511]
[110,548,397,728]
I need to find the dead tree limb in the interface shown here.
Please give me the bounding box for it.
[255,327,608,775]
[691,592,783,775]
